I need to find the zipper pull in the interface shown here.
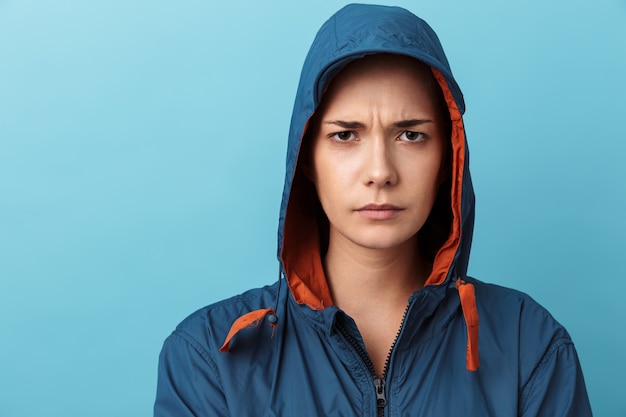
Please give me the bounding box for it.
[374,377,386,409]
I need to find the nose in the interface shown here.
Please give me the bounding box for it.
[363,137,398,187]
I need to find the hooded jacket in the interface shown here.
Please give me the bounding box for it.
[154,4,592,416]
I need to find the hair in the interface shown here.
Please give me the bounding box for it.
[298,54,453,269]
[417,67,452,268]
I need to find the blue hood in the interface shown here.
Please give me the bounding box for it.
[278,3,475,311]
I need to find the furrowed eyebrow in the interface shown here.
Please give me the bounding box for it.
[393,119,433,128]
[323,119,433,129]
[324,120,366,129]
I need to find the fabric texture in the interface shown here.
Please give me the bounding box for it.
[154,4,592,416]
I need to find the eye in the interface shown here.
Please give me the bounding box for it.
[331,131,357,141]
[398,131,426,142]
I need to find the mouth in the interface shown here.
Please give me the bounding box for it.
[355,203,403,220]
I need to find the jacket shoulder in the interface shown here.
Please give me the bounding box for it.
[155,283,279,416]
[466,278,585,391]
[465,279,592,415]
[468,277,572,344]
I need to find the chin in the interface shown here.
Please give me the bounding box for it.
[352,231,420,251]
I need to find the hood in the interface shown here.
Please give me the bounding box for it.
[222,4,479,371]
[280,3,474,306]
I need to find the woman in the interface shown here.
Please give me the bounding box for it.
[155,4,592,416]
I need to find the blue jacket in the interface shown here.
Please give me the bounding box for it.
[155,4,592,416]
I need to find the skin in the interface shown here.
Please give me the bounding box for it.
[306,54,448,376]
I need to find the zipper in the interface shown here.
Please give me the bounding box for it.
[374,377,386,414]
[336,304,411,417]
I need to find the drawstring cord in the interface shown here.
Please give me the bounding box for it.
[219,269,282,352]
[220,271,479,374]
[456,278,480,371]
[269,268,283,324]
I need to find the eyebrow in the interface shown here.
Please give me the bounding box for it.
[324,120,366,129]
[324,119,433,129]
[394,119,433,128]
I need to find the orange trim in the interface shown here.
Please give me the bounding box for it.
[219,308,277,352]
[456,279,480,371]
[281,148,334,310]
[425,68,466,287]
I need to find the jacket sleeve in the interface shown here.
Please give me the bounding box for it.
[154,331,229,417]
[519,339,592,417]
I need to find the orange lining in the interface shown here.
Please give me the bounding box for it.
[219,308,276,352]
[456,279,480,371]
[432,69,480,371]
[281,158,334,310]
[424,68,465,287]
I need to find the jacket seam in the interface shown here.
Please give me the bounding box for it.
[518,337,574,415]
[171,329,224,389]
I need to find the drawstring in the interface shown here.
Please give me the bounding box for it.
[219,269,282,353]
[456,278,480,371]
[272,269,283,321]
[219,307,277,352]
[220,272,479,371]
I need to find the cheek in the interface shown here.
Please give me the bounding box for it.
[311,157,330,201]
[311,159,353,216]
[416,142,447,189]
[311,146,346,192]
[402,151,444,185]
[313,164,341,201]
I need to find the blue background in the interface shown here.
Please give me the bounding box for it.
[1,0,624,415]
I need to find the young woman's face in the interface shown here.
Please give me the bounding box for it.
[308,55,447,253]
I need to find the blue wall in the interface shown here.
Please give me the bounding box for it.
[1,1,624,415]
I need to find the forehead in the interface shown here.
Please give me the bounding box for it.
[331,53,432,81]
[316,54,440,118]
